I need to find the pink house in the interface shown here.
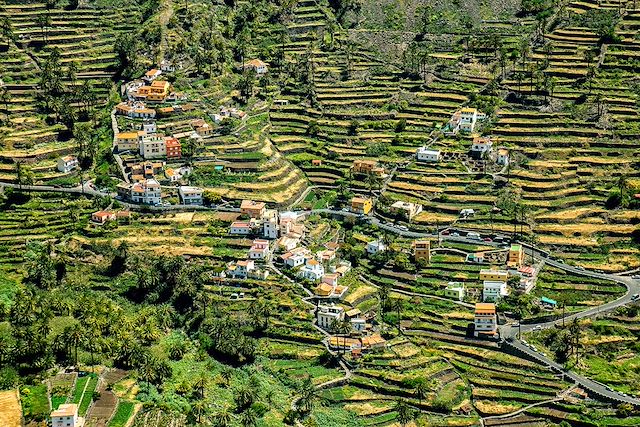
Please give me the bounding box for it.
[249,239,270,259]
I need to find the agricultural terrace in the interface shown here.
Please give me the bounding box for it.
[0,1,141,184]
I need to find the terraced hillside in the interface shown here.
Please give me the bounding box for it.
[268,0,640,271]
[0,2,141,183]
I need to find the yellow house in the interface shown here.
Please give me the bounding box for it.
[351,197,372,215]
[507,244,524,268]
[480,269,508,282]
[413,240,431,263]
[116,131,144,152]
[137,80,171,102]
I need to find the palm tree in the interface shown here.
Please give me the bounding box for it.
[220,366,232,386]
[64,324,84,369]
[414,378,431,404]
[212,408,233,427]
[395,399,414,427]
[192,399,207,424]
[240,407,258,427]
[378,282,390,316]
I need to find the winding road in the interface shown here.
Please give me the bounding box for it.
[2,184,639,405]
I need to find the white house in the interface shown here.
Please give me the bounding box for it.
[57,155,79,173]
[160,59,181,72]
[366,240,386,255]
[139,134,166,159]
[282,250,306,267]
[351,317,366,332]
[263,216,279,239]
[143,68,162,82]
[51,404,80,427]
[230,221,252,235]
[131,178,161,205]
[471,136,493,156]
[178,186,203,206]
[299,258,324,282]
[474,303,497,338]
[390,201,423,221]
[497,148,509,166]
[482,281,508,302]
[459,108,486,133]
[460,208,475,217]
[317,304,344,330]
[243,59,268,76]
[249,239,270,259]
[143,121,157,134]
[416,147,441,163]
[444,282,465,301]
[228,260,255,278]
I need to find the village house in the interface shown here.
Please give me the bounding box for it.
[466,252,485,264]
[240,200,266,218]
[316,304,344,330]
[483,280,508,302]
[497,148,509,166]
[480,269,508,282]
[329,333,387,352]
[413,240,431,263]
[116,131,144,152]
[143,121,157,134]
[299,258,324,282]
[131,178,162,205]
[474,303,497,338]
[444,108,486,135]
[135,80,171,102]
[191,119,214,136]
[156,106,175,117]
[164,137,182,159]
[263,216,279,239]
[165,168,179,182]
[143,68,162,82]
[229,221,253,235]
[160,59,181,72]
[243,59,268,76]
[178,186,203,206]
[57,155,79,173]
[228,260,255,279]
[315,273,348,299]
[507,244,524,268]
[277,233,301,251]
[351,159,385,177]
[139,134,166,159]
[351,196,373,215]
[312,159,322,166]
[91,211,116,224]
[317,248,337,263]
[330,260,352,277]
[51,403,81,427]
[249,239,270,260]
[390,200,423,221]
[460,108,486,132]
[366,240,386,255]
[416,147,441,163]
[130,161,164,179]
[281,247,310,268]
[444,282,465,301]
[471,136,493,158]
[116,101,157,120]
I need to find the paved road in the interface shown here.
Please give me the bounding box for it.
[311,209,640,405]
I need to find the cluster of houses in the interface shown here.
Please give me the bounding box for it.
[444,107,486,135]
[443,244,538,310]
[116,179,203,207]
[351,159,386,178]
[414,137,509,166]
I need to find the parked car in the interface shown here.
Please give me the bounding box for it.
[441,230,450,235]
[483,237,493,242]
[631,294,640,301]
[467,232,481,240]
